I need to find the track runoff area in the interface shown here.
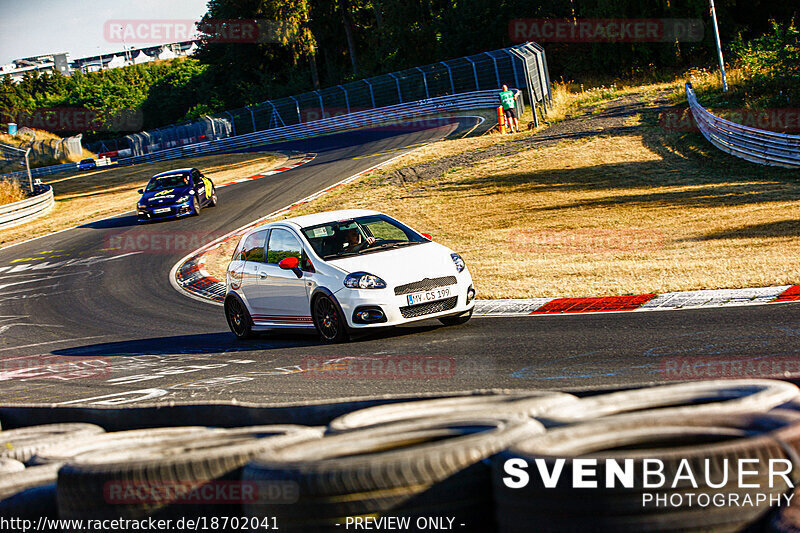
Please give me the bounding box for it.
[1,118,800,532]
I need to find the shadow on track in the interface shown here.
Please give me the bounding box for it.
[51,323,447,357]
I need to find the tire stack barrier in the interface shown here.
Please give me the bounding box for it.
[2,380,800,531]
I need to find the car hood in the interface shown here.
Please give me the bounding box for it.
[140,185,191,203]
[327,242,460,286]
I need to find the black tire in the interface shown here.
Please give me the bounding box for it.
[0,463,61,521]
[312,294,348,343]
[328,391,579,433]
[57,425,322,520]
[0,423,105,463]
[244,415,543,532]
[540,379,799,426]
[493,411,800,533]
[191,195,201,216]
[438,309,473,326]
[208,188,218,207]
[225,294,254,339]
[28,426,221,465]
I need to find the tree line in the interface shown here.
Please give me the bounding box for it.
[0,0,797,140]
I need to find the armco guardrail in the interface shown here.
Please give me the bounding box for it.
[0,185,54,229]
[687,82,800,168]
[0,162,76,182]
[116,89,516,166]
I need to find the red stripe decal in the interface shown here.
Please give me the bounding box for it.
[530,294,657,314]
[774,285,800,302]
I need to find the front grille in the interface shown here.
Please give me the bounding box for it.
[400,296,458,319]
[394,276,457,295]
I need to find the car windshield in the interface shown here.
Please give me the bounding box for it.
[145,173,190,192]
[301,214,426,260]
[80,159,93,164]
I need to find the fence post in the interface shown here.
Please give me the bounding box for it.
[24,148,33,192]
[439,62,456,94]
[289,96,302,123]
[464,56,480,91]
[485,52,501,88]
[507,50,522,92]
[363,79,376,108]
[388,73,402,103]
[245,106,257,132]
[314,90,325,118]
[416,67,429,99]
[268,101,285,128]
[225,111,237,136]
[338,85,350,114]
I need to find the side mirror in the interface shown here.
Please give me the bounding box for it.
[137,189,143,194]
[421,233,433,240]
[278,256,302,278]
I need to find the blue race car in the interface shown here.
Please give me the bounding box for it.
[78,158,97,171]
[136,168,217,222]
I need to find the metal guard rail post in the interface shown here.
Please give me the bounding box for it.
[686,82,800,168]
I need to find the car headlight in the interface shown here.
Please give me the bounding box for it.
[344,272,387,289]
[451,253,466,273]
[137,203,146,209]
[177,195,190,203]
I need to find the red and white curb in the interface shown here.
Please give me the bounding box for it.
[472,285,800,316]
[170,156,800,315]
[217,152,316,187]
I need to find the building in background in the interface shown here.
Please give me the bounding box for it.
[0,41,198,82]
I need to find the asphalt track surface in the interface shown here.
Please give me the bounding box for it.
[0,120,798,407]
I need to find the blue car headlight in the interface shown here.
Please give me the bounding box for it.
[451,253,466,273]
[344,272,387,289]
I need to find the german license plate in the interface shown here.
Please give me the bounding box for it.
[406,286,452,306]
[153,208,171,214]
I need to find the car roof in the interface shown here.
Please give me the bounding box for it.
[279,209,382,229]
[150,168,195,179]
[246,209,383,236]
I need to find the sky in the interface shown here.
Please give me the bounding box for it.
[0,0,209,65]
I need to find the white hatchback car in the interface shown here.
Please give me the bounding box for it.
[224,209,475,342]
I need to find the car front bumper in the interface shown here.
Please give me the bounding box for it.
[137,200,194,221]
[334,274,476,329]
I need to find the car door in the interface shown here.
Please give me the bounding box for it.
[260,228,312,326]
[237,230,269,315]
[190,169,208,203]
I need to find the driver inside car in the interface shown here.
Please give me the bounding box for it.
[342,227,375,252]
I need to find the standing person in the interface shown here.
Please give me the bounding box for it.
[499,84,519,133]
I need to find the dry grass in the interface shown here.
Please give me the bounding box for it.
[0,129,96,167]
[0,180,27,206]
[0,152,285,248]
[203,120,800,298]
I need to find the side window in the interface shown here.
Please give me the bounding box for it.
[267,229,303,265]
[240,230,267,263]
